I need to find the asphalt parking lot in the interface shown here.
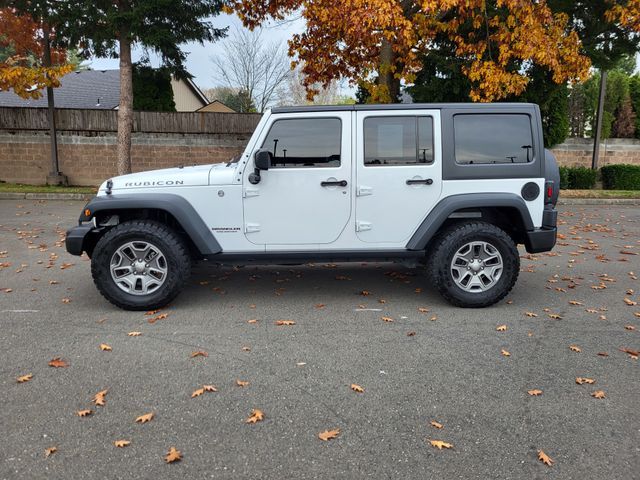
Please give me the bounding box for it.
[0,199,638,479]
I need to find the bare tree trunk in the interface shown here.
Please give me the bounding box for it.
[117,36,133,175]
[378,39,401,103]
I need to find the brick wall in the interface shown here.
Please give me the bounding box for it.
[3,133,640,186]
[0,130,251,186]
[551,138,640,168]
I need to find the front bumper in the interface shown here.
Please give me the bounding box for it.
[65,225,93,256]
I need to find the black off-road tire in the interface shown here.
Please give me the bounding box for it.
[91,220,191,311]
[426,221,520,308]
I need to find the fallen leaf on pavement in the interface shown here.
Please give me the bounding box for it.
[17,373,33,383]
[624,298,637,306]
[275,320,296,326]
[496,325,507,331]
[429,439,453,450]
[576,377,595,385]
[99,344,112,352]
[246,409,264,424]
[548,313,563,319]
[165,447,182,463]
[48,357,68,368]
[45,446,57,457]
[381,316,394,322]
[350,384,364,393]
[538,450,554,466]
[525,312,538,317]
[203,385,217,392]
[127,331,142,336]
[135,413,154,423]
[247,319,258,324]
[430,421,443,429]
[501,349,511,357]
[528,389,543,396]
[93,389,108,406]
[569,345,581,352]
[591,390,606,399]
[114,440,131,448]
[318,429,340,441]
[236,380,249,387]
[77,409,93,417]
[191,351,208,358]
[624,325,636,331]
[569,301,583,306]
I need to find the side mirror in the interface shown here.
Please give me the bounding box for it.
[249,150,272,185]
[255,150,272,170]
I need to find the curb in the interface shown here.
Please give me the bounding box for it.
[0,192,94,201]
[558,198,640,205]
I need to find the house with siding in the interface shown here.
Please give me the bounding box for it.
[0,69,220,112]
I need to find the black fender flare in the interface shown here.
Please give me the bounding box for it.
[406,193,534,250]
[80,194,222,255]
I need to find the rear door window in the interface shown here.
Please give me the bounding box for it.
[364,116,434,166]
[454,114,534,164]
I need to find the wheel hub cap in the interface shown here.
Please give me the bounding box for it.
[110,241,168,296]
[450,241,503,292]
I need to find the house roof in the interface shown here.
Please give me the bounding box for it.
[0,68,209,110]
[0,70,121,109]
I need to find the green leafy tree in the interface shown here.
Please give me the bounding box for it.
[37,0,226,175]
[629,74,640,139]
[132,64,176,112]
[603,70,630,138]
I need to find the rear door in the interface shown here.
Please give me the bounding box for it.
[355,109,442,244]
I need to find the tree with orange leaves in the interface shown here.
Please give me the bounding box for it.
[606,0,640,32]
[227,0,592,102]
[0,8,72,99]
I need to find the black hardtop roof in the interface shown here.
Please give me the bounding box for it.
[271,102,537,114]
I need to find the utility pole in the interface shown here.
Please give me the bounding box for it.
[42,23,67,186]
[591,70,607,171]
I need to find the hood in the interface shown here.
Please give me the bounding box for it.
[97,163,236,193]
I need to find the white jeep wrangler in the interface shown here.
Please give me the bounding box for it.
[66,103,559,310]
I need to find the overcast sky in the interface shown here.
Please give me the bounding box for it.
[89,13,304,92]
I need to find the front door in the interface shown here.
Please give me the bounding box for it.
[242,113,352,246]
[355,110,442,244]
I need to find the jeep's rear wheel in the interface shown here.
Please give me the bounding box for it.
[427,221,519,308]
[91,221,191,311]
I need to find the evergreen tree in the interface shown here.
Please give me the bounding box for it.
[612,96,636,138]
[132,64,176,112]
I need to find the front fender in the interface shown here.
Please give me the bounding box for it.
[79,194,221,255]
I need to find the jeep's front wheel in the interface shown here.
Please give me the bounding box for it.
[427,222,519,308]
[91,221,191,311]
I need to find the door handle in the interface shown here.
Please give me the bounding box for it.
[321,180,348,187]
[406,178,433,185]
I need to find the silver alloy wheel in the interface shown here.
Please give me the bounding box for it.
[109,241,168,296]
[450,241,503,293]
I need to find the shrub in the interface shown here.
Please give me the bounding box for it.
[559,166,570,189]
[559,166,597,189]
[601,164,640,190]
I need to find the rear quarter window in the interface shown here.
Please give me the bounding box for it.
[454,114,534,165]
